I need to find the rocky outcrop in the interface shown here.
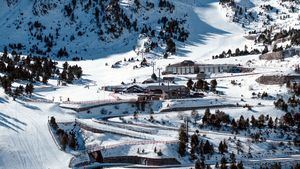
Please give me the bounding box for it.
[32,0,58,16]
[259,51,284,60]
[6,0,18,7]
[259,48,300,60]
[283,48,300,58]
[256,75,288,85]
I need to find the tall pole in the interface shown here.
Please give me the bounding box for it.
[152,61,155,75]
[168,80,170,98]
[158,68,162,86]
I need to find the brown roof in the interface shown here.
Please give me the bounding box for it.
[167,60,238,67]
[167,60,195,67]
[146,85,188,92]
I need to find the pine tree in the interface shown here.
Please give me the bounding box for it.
[237,161,244,169]
[203,140,214,154]
[178,123,188,156]
[69,134,77,150]
[49,116,58,130]
[61,133,68,150]
[25,83,34,96]
[67,71,75,83]
[63,62,69,70]
[230,163,237,169]
[268,117,274,128]
[262,46,268,54]
[210,79,217,91]
[166,38,176,55]
[202,108,211,124]
[195,79,204,90]
[220,156,227,169]
[195,159,202,169]
[251,115,257,127]
[190,133,199,158]
[151,73,158,81]
[187,79,194,90]
[219,140,228,154]
[230,152,236,163]
[258,114,265,128]
[231,119,237,131]
[219,141,224,154]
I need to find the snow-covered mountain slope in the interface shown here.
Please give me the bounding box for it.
[0,0,192,59]
[0,91,74,169]
[222,0,300,31]
[1,0,299,60]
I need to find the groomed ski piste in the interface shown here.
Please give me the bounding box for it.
[0,0,300,169]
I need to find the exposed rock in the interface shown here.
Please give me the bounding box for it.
[6,0,18,7]
[259,51,283,60]
[32,0,58,16]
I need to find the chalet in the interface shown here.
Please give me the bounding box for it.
[164,60,240,75]
[138,94,161,101]
[102,85,126,93]
[124,85,145,93]
[142,78,157,84]
[145,85,189,99]
[102,84,190,100]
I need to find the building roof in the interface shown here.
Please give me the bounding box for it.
[167,60,238,67]
[146,85,188,92]
[125,85,145,92]
[167,60,195,67]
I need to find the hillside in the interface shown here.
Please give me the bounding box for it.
[0,0,192,59]
[0,0,299,169]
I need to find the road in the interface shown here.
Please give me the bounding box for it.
[82,154,300,168]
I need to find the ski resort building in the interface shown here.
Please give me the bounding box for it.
[145,85,190,99]
[163,60,240,75]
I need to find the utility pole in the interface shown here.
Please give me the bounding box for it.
[157,68,162,86]
[167,80,170,98]
[152,61,155,75]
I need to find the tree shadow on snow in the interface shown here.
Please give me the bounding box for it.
[0,112,27,132]
[0,97,8,103]
[16,100,41,111]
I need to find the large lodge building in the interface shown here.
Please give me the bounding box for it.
[163,60,240,75]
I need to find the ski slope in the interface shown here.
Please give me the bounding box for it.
[0,91,74,169]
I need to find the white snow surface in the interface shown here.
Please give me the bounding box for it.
[0,91,74,169]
